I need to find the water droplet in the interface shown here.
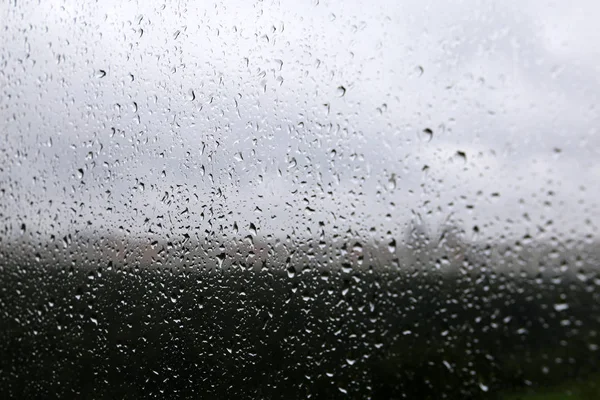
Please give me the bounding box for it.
[422,128,433,141]
[336,86,346,97]
[96,69,106,78]
[388,239,396,254]
[216,253,226,268]
[554,303,569,312]
[288,158,297,169]
[387,173,396,190]
[287,264,296,278]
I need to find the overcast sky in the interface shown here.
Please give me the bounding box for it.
[1,0,599,246]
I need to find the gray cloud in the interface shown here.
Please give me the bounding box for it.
[1,0,598,244]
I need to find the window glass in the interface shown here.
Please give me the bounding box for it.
[1,1,599,398]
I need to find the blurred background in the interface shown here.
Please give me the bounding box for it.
[1,1,599,398]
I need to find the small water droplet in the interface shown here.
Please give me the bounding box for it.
[336,86,346,97]
[554,303,569,312]
[422,128,433,141]
[187,89,196,101]
[287,264,296,278]
[216,253,226,268]
[288,157,297,169]
[387,173,396,190]
[388,239,396,254]
[96,69,106,78]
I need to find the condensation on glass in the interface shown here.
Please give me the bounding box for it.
[1,1,599,398]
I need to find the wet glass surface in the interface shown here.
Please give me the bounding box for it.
[1,1,599,398]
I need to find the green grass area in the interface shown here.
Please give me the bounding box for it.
[500,373,600,400]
